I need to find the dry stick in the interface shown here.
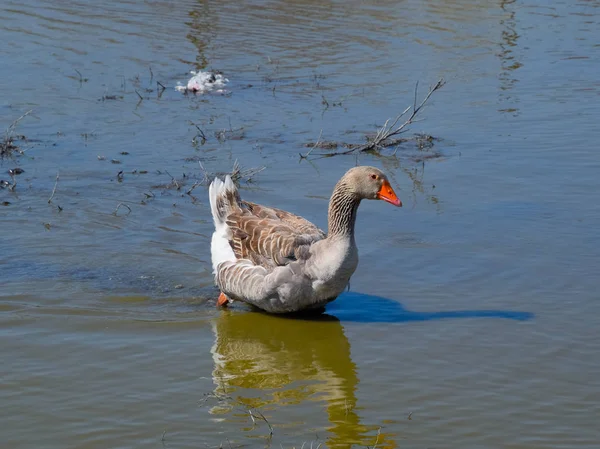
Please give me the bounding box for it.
[367,427,382,449]
[189,121,207,143]
[163,170,180,190]
[74,69,85,84]
[112,203,132,216]
[228,159,265,183]
[48,171,60,203]
[252,409,273,435]
[186,180,202,195]
[299,129,323,159]
[359,78,445,151]
[373,427,381,449]
[198,161,209,185]
[359,78,444,152]
[316,78,445,157]
[248,409,257,427]
[6,109,34,140]
[8,173,17,192]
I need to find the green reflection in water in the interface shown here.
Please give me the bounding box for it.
[209,310,396,448]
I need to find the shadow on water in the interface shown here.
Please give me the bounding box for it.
[325,292,534,323]
[209,310,397,448]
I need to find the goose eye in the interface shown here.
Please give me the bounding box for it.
[370,174,378,180]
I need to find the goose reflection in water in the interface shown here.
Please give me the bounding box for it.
[209,310,396,449]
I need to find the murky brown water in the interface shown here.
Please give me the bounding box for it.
[2,0,600,448]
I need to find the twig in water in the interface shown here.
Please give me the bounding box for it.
[6,109,33,139]
[135,89,144,101]
[251,409,273,435]
[310,78,445,157]
[164,170,180,190]
[228,160,265,184]
[157,81,166,91]
[299,129,322,159]
[198,161,210,185]
[190,121,207,145]
[186,180,202,195]
[201,392,273,440]
[74,69,88,83]
[112,203,132,216]
[367,427,381,449]
[48,171,60,203]
[2,109,34,158]
[8,173,17,192]
[149,66,154,83]
[356,79,445,153]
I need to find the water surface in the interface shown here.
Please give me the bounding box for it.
[2,0,600,448]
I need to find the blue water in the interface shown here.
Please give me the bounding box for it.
[1,0,600,448]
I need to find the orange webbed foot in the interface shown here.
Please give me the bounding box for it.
[217,292,229,307]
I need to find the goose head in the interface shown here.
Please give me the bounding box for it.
[342,166,402,207]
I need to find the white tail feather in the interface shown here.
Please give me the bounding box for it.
[209,176,237,274]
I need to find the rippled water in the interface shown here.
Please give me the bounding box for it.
[2,0,600,448]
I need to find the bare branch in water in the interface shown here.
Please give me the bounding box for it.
[190,121,207,146]
[163,170,180,190]
[5,109,33,140]
[307,79,445,158]
[227,160,266,184]
[186,180,202,195]
[112,202,132,216]
[152,161,265,193]
[200,392,273,437]
[299,129,323,159]
[252,409,273,435]
[48,171,60,203]
[8,173,17,192]
[1,109,34,158]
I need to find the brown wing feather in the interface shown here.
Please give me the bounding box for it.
[226,201,325,268]
[242,201,325,236]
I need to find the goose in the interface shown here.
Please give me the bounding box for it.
[208,166,401,313]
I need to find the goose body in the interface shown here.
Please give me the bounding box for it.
[208,166,401,313]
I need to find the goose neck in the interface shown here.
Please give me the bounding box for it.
[327,181,361,238]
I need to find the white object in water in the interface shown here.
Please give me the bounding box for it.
[175,70,229,94]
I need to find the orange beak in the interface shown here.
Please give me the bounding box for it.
[377,180,402,207]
